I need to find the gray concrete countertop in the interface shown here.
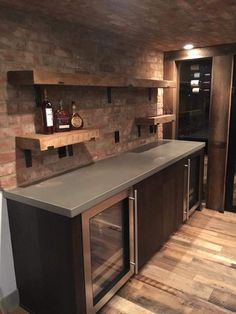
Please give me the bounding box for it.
[4,140,205,218]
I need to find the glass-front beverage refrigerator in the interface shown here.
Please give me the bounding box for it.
[183,150,204,221]
[81,189,136,313]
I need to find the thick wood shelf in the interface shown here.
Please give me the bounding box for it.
[16,129,100,151]
[126,78,176,88]
[7,70,176,88]
[135,114,176,126]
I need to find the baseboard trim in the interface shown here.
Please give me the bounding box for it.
[0,290,19,313]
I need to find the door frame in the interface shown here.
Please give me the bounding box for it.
[225,56,236,212]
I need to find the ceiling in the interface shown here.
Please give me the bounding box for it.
[1,0,236,51]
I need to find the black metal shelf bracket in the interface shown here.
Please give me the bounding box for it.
[24,149,32,168]
[67,145,74,156]
[34,85,43,107]
[58,146,67,158]
[137,125,141,137]
[107,87,112,103]
[148,88,152,101]
[23,144,74,168]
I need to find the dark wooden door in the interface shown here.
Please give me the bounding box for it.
[162,165,176,242]
[162,160,185,242]
[135,160,185,270]
[134,171,163,270]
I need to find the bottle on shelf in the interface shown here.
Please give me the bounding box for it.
[70,101,83,130]
[54,99,71,132]
[41,88,54,134]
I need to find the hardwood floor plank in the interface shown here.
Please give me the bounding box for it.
[194,274,236,295]
[118,278,193,314]
[171,233,223,252]
[136,275,234,314]
[149,253,236,289]
[179,224,236,249]
[209,289,236,312]
[191,257,236,280]
[164,240,236,268]
[148,256,196,280]
[140,263,214,300]
[99,295,155,314]
[187,214,236,238]
[202,209,236,224]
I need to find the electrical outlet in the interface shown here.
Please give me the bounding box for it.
[114,130,120,143]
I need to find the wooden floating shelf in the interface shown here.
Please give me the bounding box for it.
[135,114,176,126]
[126,78,176,88]
[8,70,176,88]
[16,128,100,152]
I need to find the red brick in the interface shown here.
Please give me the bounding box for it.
[0,161,16,176]
[0,151,16,163]
[0,174,17,190]
[0,137,15,152]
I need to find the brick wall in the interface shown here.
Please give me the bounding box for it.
[0,7,164,189]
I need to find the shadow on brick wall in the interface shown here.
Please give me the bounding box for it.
[15,142,94,187]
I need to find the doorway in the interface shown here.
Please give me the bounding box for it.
[225,56,236,212]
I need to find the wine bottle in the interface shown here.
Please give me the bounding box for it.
[54,99,71,132]
[71,101,83,130]
[41,89,54,134]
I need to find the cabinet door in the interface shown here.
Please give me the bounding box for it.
[162,160,185,242]
[135,160,185,270]
[162,165,176,242]
[134,172,163,270]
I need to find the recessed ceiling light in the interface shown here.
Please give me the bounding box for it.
[183,43,194,50]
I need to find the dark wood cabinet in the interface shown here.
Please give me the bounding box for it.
[135,159,186,270]
[7,200,86,314]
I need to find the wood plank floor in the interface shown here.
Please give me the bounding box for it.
[11,208,236,314]
[100,208,236,314]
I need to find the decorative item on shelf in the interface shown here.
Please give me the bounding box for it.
[41,88,54,134]
[54,99,71,132]
[190,80,199,87]
[192,87,200,93]
[193,72,200,78]
[71,101,83,130]
[190,64,199,71]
